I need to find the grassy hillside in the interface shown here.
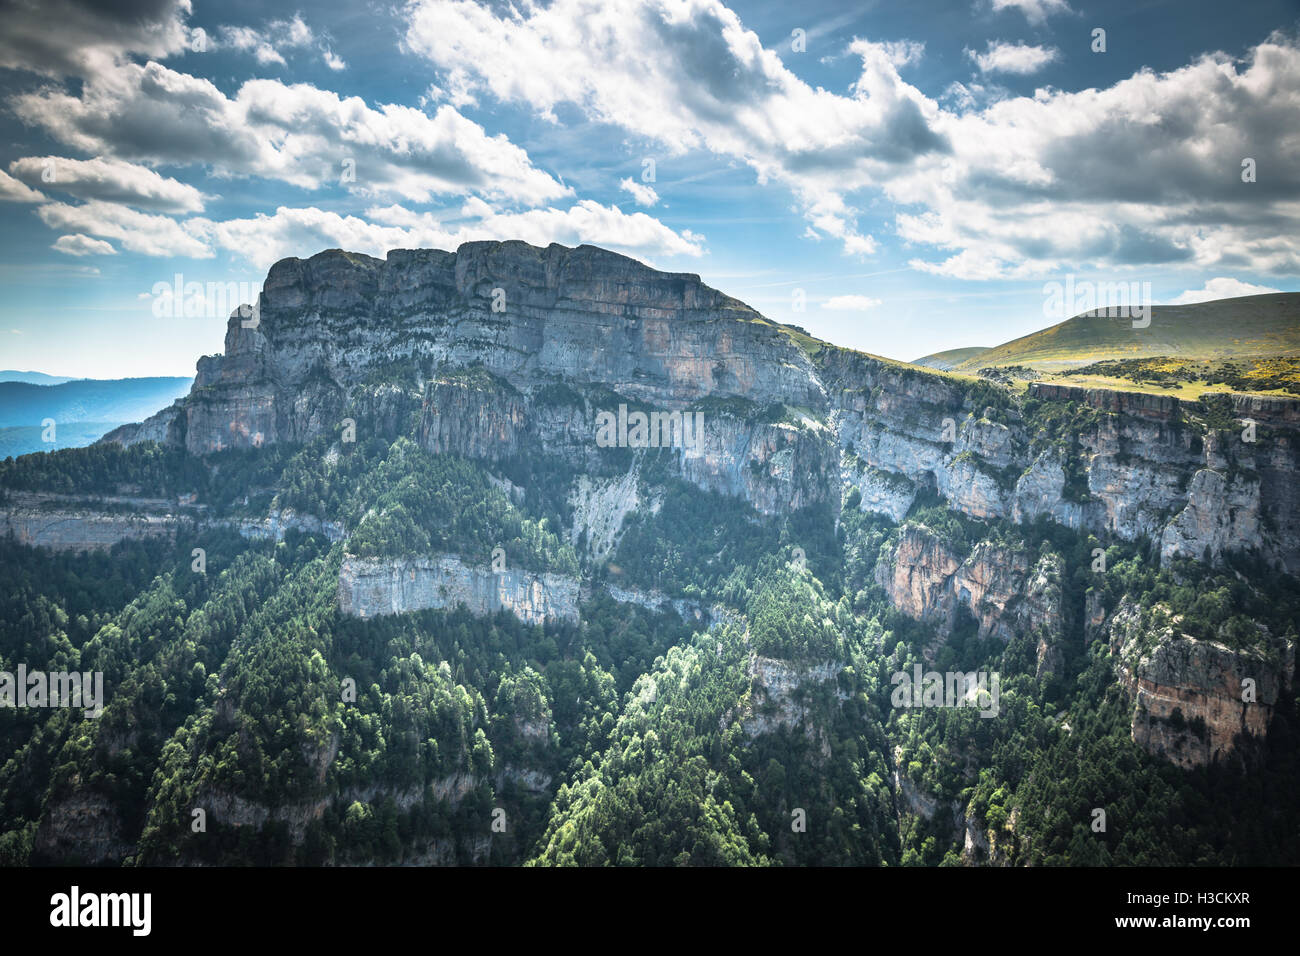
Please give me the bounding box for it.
[912,346,991,370]
[949,293,1300,373]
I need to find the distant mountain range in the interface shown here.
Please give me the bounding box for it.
[0,376,193,458]
[0,370,74,385]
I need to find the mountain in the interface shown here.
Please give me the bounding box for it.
[0,241,1296,868]
[0,370,73,385]
[0,376,192,457]
[911,346,990,370]
[104,242,1300,572]
[0,422,127,459]
[940,292,1300,373]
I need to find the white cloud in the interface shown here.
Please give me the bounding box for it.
[9,156,206,212]
[402,0,943,258]
[218,26,287,66]
[0,0,191,76]
[403,2,1300,279]
[0,170,46,203]
[619,178,659,207]
[216,15,324,67]
[989,0,1072,25]
[967,41,1058,75]
[1167,277,1282,304]
[323,49,346,71]
[12,61,572,206]
[37,200,211,258]
[186,199,705,271]
[891,34,1300,279]
[822,294,882,310]
[52,233,117,256]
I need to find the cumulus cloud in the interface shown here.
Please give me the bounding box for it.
[12,61,572,205]
[0,170,46,203]
[967,41,1058,75]
[989,0,1072,25]
[0,0,191,76]
[403,1,1300,279]
[52,233,117,256]
[185,198,705,270]
[1167,277,1282,304]
[37,200,210,258]
[822,295,882,310]
[403,0,948,257]
[215,15,336,68]
[893,34,1300,278]
[9,156,206,212]
[619,178,659,207]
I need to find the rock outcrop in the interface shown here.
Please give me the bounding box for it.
[875,523,1064,652]
[338,553,580,625]
[93,239,1300,571]
[1108,598,1296,768]
[737,654,844,739]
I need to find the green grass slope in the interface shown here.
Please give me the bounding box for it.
[911,346,991,370]
[950,292,1300,373]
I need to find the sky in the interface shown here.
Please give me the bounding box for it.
[0,0,1297,378]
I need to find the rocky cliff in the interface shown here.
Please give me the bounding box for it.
[100,240,1300,574]
[1107,597,1295,769]
[876,523,1065,669]
[338,553,580,625]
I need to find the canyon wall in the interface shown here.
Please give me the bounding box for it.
[337,553,580,625]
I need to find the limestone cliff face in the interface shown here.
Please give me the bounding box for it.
[569,472,651,561]
[0,492,343,552]
[33,792,132,865]
[1108,598,1296,768]
[728,653,845,752]
[875,523,1064,655]
[338,553,580,625]
[1027,385,1300,573]
[0,500,180,551]
[98,239,1300,571]
[132,241,821,449]
[826,350,1300,572]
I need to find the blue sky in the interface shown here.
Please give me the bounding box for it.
[0,0,1297,377]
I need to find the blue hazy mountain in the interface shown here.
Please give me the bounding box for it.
[0,376,192,457]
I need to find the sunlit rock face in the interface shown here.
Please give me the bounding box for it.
[1108,597,1296,769]
[338,553,580,626]
[101,240,1300,570]
[875,523,1063,656]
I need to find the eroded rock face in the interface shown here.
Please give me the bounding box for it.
[875,524,1064,650]
[98,239,1300,571]
[569,471,652,561]
[160,242,823,450]
[33,792,132,865]
[338,553,580,625]
[737,654,844,741]
[1108,598,1296,768]
[876,525,962,627]
[0,506,179,551]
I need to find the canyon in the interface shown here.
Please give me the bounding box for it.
[13,240,1300,773]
